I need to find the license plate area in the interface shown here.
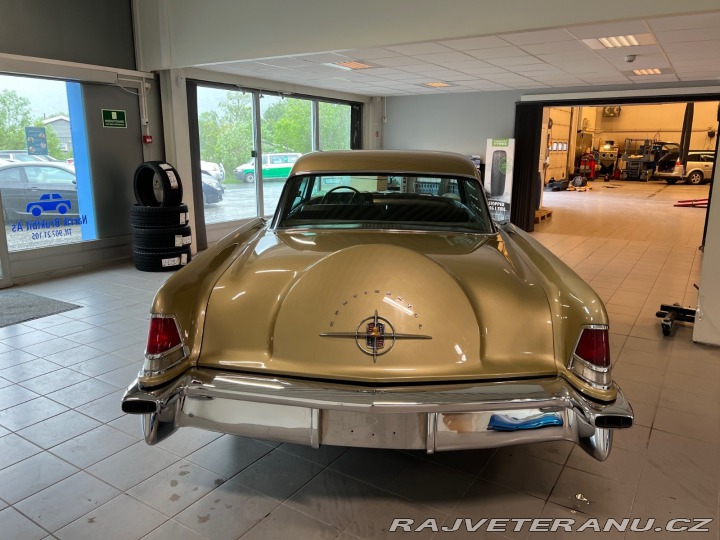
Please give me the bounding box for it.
[321,409,426,449]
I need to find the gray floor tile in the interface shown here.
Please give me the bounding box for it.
[0,376,10,389]
[79,388,126,423]
[0,396,68,431]
[0,507,48,540]
[107,412,145,439]
[18,367,89,394]
[0,357,62,383]
[22,337,79,357]
[480,446,563,500]
[155,427,224,458]
[186,435,273,479]
[330,447,412,489]
[565,445,644,486]
[278,442,347,466]
[69,353,137,377]
[653,406,720,443]
[15,471,120,532]
[0,331,54,349]
[50,424,137,468]
[175,476,280,540]
[55,494,167,540]
[286,469,406,531]
[128,460,226,517]
[141,520,209,540]
[18,409,100,449]
[96,362,144,388]
[45,378,117,408]
[0,324,34,339]
[87,334,143,355]
[0,451,77,503]
[0,384,39,412]
[87,440,180,491]
[531,502,624,539]
[0,433,43,469]
[548,467,637,519]
[0,349,39,369]
[240,504,341,540]
[44,319,96,337]
[235,448,325,502]
[385,455,475,512]
[44,344,105,367]
[64,326,117,344]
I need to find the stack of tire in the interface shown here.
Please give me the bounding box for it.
[130,161,192,272]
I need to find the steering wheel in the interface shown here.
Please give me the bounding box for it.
[321,185,361,203]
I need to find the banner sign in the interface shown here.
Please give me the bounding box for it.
[485,138,515,223]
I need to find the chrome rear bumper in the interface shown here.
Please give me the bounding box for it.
[122,369,633,461]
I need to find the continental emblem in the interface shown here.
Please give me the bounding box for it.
[320,310,431,362]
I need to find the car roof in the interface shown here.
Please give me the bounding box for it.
[290,150,479,177]
[0,161,74,171]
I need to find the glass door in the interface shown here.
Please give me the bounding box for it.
[0,195,12,288]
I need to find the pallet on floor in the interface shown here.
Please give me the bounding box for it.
[535,208,553,223]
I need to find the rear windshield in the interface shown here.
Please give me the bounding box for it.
[274,174,494,233]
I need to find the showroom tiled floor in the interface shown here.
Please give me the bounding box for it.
[0,179,719,539]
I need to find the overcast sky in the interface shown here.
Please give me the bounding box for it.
[0,74,69,118]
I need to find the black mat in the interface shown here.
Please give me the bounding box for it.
[0,289,81,328]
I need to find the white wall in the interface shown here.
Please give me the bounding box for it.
[695,157,720,346]
[382,91,522,159]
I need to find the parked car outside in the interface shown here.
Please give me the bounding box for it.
[233,152,302,183]
[201,172,224,204]
[653,149,715,184]
[200,160,225,182]
[0,162,78,223]
[122,150,633,462]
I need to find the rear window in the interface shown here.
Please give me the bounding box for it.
[274,174,494,233]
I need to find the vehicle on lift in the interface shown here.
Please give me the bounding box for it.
[653,149,715,185]
[122,150,633,462]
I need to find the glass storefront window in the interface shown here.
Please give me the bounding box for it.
[319,102,351,150]
[0,75,94,252]
[260,95,311,216]
[197,86,256,225]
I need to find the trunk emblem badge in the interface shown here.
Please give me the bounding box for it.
[320,310,431,362]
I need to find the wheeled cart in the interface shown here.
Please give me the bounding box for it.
[655,303,696,336]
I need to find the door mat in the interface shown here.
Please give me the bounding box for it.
[0,290,81,328]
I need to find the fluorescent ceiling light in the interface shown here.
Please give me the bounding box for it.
[331,61,374,70]
[424,82,450,87]
[582,33,654,50]
[632,68,662,76]
[598,35,639,48]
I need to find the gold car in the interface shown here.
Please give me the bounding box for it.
[122,150,633,461]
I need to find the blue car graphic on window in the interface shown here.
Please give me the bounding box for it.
[26,193,72,217]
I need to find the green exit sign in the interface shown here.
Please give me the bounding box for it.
[102,109,127,128]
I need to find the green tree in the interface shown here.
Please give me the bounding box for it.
[0,89,32,150]
[262,98,312,154]
[319,102,351,150]
[198,91,253,181]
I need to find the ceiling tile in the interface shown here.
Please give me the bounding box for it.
[485,56,549,67]
[568,20,651,39]
[519,41,587,55]
[298,52,354,64]
[438,36,511,50]
[412,51,479,64]
[501,28,576,45]
[648,12,720,31]
[348,48,401,59]
[371,56,428,68]
[385,43,456,55]
[465,47,529,60]
[440,59,493,70]
[654,27,720,44]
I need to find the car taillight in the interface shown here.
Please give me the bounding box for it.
[142,315,187,377]
[568,326,611,389]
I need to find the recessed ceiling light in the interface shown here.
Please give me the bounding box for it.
[598,35,639,48]
[581,33,655,50]
[424,82,450,88]
[332,61,374,70]
[632,68,662,76]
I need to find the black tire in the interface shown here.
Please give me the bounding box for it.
[129,204,189,229]
[134,161,184,207]
[133,245,192,272]
[686,171,704,185]
[244,172,255,183]
[133,225,192,250]
[665,178,678,185]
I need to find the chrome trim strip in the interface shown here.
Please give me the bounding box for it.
[122,370,633,461]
